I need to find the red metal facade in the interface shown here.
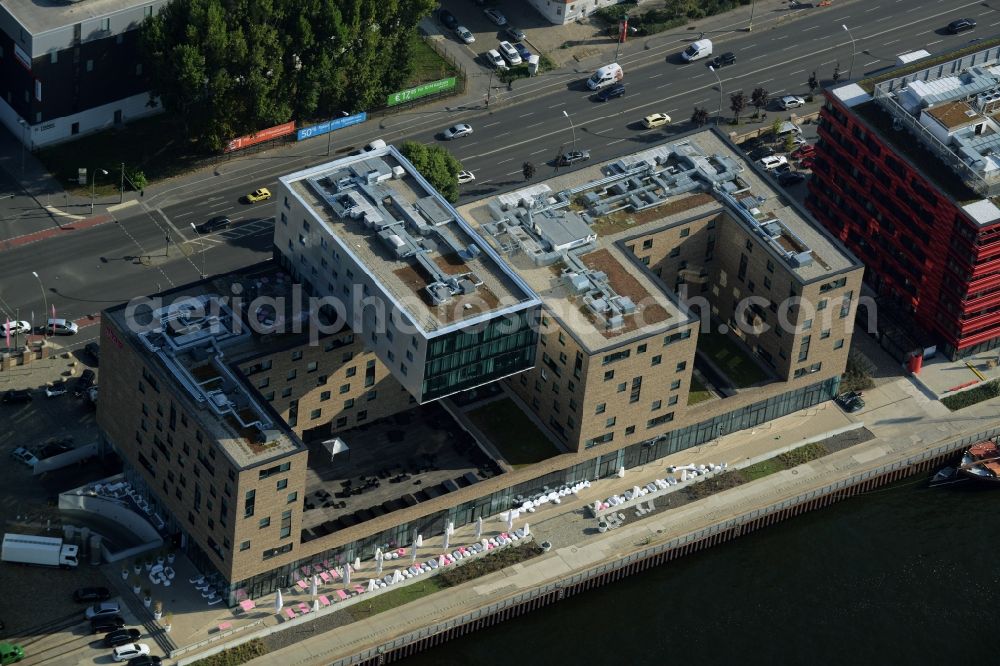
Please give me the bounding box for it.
[806,93,1000,358]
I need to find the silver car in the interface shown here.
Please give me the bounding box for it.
[484,8,507,26]
[454,26,475,44]
[443,124,474,140]
[778,95,805,109]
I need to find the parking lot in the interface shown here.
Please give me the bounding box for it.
[0,341,129,660]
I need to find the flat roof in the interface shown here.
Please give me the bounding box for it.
[105,263,307,469]
[281,150,538,336]
[4,0,156,35]
[458,130,856,352]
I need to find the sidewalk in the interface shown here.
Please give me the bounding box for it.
[226,372,989,666]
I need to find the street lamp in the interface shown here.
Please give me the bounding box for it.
[708,65,723,126]
[615,14,628,61]
[90,168,109,214]
[747,0,757,32]
[31,271,48,338]
[562,110,578,152]
[17,119,28,179]
[842,24,857,80]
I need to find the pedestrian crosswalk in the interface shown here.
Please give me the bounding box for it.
[182,216,274,247]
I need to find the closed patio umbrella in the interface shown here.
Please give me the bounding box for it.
[523,522,530,537]
[275,588,284,613]
[505,511,514,532]
[392,569,404,584]
[475,516,483,539]
[442,526,450,550]
[376,550,384,576]
[310,575,318,597]
[354,557,361,571]
[367,577,377,592]
[343,563,351,587]
[313,599,320,613]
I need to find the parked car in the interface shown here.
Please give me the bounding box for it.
[835,390,865,413]
[103,628,142,648]
[45,318,78,335]
[0,643,24,665]
[791,144,816,160]
[1,390,32,404]
[497,40,521,65]
[196,216,230,234]
[84,341,100,364]
[362,139,386,152]
[86,601,121,619]
[596,83,626,102]
[778,95,805,110]
[799,157,815,170]
[947,18,976,34]
[642,113,671,129]
[556,150,591,166]
[454,26,475,44]
[10,447,38,467]
[442,123,473,140]
[74,587,111,603]
[245,188,271,203]
[514,43,532,61]
[126,657,162,666]
[759,155,788,170]
[457,171,476,184]
[778,171,805,187]
[78,369,97,392]
[749,146,776,160]
[91,616,126,634]
[485,49,507,69]
[484,8,507,25]
[438,9,458,30]
[45,381,67,398]
[504,26,526,43]
[709,52,736,68]
[1,320,30,337]
[112,643,150,662]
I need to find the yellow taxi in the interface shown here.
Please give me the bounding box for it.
[246,187,272,203]
[642,113,672,129]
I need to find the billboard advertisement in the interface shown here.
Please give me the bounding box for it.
[387,77,456,107]
[296,112,367,141]
[224,121,297,154]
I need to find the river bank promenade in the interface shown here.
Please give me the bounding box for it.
[227,371,993,666]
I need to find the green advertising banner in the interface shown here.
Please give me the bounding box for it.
[387,77,457,107]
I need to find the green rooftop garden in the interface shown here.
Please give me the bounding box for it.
[696,333,768,388]
[467,398,562,468]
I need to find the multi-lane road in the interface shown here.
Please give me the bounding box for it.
[0,0,992,345]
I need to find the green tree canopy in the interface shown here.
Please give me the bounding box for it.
[140,0,436,151]
[399,141,462,203]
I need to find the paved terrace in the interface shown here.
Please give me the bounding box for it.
[151,366,1000,665]
[299,403,504,542]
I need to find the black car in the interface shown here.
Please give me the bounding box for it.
[835,390,865,413]
[778,171,806,186]
[504,26,526,42]
[78,369,96,392]
[439,9,458,30]
[596,83,626,102]
[556,150,591,167]
[91,615,126,634]
[84,341,100,365]
[947,18,976,34]
[749,146,776,160]
[103,628,142,648]
[127,657,162,666]
[1,389,32,404]
[74,586,111,603]
[709,52,736,68]
[196,216,230,234]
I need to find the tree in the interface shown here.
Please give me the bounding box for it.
[691,107,710,127]
[832,62,842,84]
[399,141,462,203]
[139,0,437,151]
[808,71,818,94]
[750,87,769,118]
[730,91,747,124]
[522,161,536,181]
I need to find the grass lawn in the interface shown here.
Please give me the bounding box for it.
[407,33,458,87]
[741,459,786,482]
[697,332,768,388]
[346,578,444,620]
[688,376,712,405]
[466,398,561,468]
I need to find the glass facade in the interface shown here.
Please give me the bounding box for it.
[223,375,839,605]
[422,310,538,401]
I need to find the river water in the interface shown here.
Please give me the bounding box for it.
[406,475,996,665]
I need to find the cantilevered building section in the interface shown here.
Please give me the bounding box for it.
[275,147,541,403]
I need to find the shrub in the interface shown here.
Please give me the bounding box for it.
[777,443,828,467]
[942,380,1000,411]
[191,639,267,666]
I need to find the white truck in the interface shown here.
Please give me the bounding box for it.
[1,533,79,569]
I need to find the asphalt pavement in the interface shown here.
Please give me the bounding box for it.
[0,0,992,346]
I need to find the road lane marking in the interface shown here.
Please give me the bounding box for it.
[483,121,501,128]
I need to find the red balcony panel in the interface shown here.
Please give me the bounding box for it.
[958,308,1000,336]
[963,289,1000,312]
[967,272,1000,294]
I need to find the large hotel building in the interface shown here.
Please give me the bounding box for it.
[98,129,862,604]
[809,43,1000,359]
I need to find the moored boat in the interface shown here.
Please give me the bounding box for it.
[957,440,1000,483]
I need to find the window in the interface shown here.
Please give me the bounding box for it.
[595,403,606,414]
[651,355,662,366]
[286,369,297,381]
[668,395,678,406]
[834,339,845,350]
[637,344,647,354]
[642,239,653,250]
[604,370,615,381]
[675,361,686,372]
[346,366,357,377]
[820,329,831,340]
[307,361,318,373]
[344,398,355,409]
[259,462,291,479]
[603,350,631,365]
[320,391,331,402]
[817,299,828,311]
[605,417,616,428]
[287,492,298,504]
[310,409,322,420]
[629,376,642,404]
[801,319,813,331]
[281,387,292,398]
[259,517,270,529]
[339,384,351,394]
[240,540,250,552]
[617,382,627,393]
[625,425,636,435]
[277,479,288,491]
[651,399,662,411]
[244,490,255,518]
[647,412,674,428]
[670,380,681,390]
[280,510,292,538]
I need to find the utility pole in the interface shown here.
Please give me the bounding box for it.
[486,69,495,108]
[747,0,756,32]
[120,162,125,204]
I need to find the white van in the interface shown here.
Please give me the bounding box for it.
[587,63,624,90]
[681,39,713,63]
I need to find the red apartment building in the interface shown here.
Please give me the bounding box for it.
[807,47,1000,359]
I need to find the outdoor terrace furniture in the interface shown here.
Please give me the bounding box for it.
[442,479,460,493]
[319,572,331,583]
[284,608,296,619]
[318,595,331,607]
[296,580,309,591]
[297,602,310,614]
[335,590,349,601]
[217,622,232,632]
[239,599,256,613]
